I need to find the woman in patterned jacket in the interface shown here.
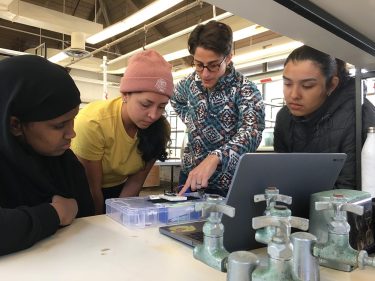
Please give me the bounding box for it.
[172,20,265,196]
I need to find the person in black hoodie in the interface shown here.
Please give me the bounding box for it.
[274,45,375,188]
[0,55,94,256]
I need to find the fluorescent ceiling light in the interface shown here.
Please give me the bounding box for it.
[86,0,184,44]
[171,44,301,82]
[0,48,29,56]
[236,54,289,71]
[158,24,270,63]
[163,49,190,62]
[232,41,303,64]
[48,51,69,63]
[348,68,367,76]
[107,42,302,82]
[233,25,269,41]
[107,12,233,67]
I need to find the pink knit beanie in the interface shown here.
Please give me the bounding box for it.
[120,49,173,98]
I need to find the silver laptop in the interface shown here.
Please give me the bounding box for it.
[159,153,347,252]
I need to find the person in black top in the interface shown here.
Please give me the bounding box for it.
[274,45,375,188]
[0,55,94,256]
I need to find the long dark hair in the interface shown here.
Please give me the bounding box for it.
[137,115,170,162]
[285,45,350,91]
[334,58,351,91]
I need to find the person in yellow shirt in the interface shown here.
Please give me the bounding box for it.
[72,50,173,214]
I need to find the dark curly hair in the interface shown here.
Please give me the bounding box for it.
[188,20,233,57]
[137,115,171,162]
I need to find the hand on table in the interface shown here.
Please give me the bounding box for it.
[50,195,78,226]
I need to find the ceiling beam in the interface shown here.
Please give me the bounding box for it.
[97,0,121,55]
[204,0,375,68]
[72,0,81,16]
[274,0,375,56]
[0,0,103,36]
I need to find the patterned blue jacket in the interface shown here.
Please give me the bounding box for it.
[171,64,265,193]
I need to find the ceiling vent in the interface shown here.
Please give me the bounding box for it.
[64,32,90,58]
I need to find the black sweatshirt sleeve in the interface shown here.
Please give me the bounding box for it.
[0,203,60,256]
[274,106,290,152]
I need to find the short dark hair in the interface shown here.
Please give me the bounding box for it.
[285,45,349,89]
[188,20,233,57]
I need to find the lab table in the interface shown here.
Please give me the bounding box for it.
[0,215,374,281]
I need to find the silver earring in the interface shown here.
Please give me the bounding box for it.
[123,99,127,103]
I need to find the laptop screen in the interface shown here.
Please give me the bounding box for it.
[160,153,346,252]
[222,152,346,251]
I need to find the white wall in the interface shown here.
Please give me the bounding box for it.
[74,78,121,103]
[69,68,121,103]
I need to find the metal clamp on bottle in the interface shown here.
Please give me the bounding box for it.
[193,194,235,272]
[313,194,375,271]
[251,205,310,281]
[254,187,292,244]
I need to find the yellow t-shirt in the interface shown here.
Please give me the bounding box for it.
[71,97,144,188]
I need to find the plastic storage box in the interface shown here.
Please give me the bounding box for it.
[105,196,203,228]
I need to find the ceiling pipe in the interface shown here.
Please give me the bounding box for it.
[0,47,28,56]
[0,24,119,58]
[0,24,65,44]
[102,55,108,100]
[0,0,102,36]
[63,0,203,68]
[107,12,233,68]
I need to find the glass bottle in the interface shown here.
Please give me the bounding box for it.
[362,127,375,197]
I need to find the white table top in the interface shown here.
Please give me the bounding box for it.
[0,215,374,281]
[0,215,224,281]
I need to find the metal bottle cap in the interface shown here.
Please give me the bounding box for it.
[226,251,259,281]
